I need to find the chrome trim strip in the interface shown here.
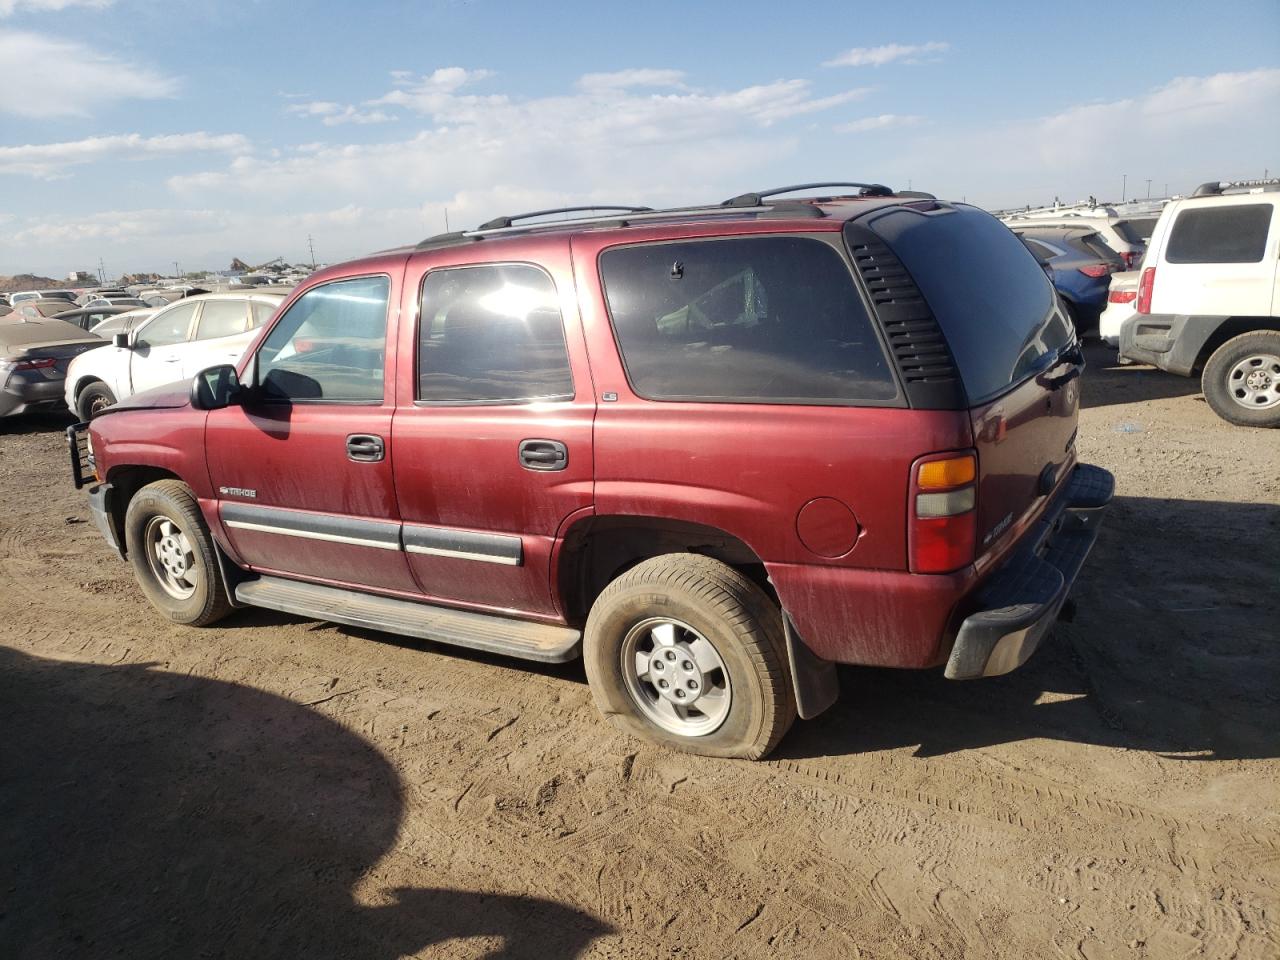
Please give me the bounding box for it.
[404,542,522,565]
[224,519,401,551]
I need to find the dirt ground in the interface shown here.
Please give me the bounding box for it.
[2,343,1277,960]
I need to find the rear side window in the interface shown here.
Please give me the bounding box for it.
[865,206,1072,404]
[1166,205,1272,263]
[257,275,389,402]
[417,263,573,403]
[250,301,277,328]
[195,300,248,340]
[600,236,898,404]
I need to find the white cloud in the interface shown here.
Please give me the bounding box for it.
[838,114,922,133]
[0,30,177,117]
[894,67,1280,207]
[824,41,949,68]
[285,101,394,126]
[0,0,111,14]
[577,68,688,91]
[0,132,250,178]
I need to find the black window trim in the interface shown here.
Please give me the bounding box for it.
[596,232,907,409]
[253,271,393,406]
[412,260,577,408]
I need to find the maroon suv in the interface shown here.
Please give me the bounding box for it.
[70,183,1113,759]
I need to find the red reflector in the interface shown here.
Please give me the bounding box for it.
[1109,290,1137,304]
[13,357,58,371]
[1137,267,1156,314]
[910,513,977,574]
[1078,264,1110,278]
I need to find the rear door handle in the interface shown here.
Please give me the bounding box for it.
[346,434,385,462]
[519,439,567,471]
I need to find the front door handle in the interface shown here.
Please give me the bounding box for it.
[346,434,385,462]
[519,439,567,471]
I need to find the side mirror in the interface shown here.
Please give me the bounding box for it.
[190,364,243,411]
[112,332,130,349]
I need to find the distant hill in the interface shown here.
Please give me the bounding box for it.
[0,273,63,293]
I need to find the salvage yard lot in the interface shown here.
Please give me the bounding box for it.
[2,344,1277,959]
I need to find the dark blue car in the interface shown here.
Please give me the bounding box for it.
[1015,226,1123,332]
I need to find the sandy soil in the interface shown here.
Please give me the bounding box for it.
[2,343,1277,959]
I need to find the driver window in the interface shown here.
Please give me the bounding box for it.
[137,302,198,348]
[256,275,389,402]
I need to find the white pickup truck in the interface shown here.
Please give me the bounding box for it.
[1119,179,1280,427]
[64,292,284,419]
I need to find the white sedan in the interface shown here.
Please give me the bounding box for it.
[65,292,284,419]
[1099,270,1140,348]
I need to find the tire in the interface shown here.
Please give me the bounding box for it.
[1201,331,1280,428]
[76,382,116,420]
[583,554,796,760]
[123,479,233,626]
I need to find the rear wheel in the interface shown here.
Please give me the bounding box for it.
[583,554,796,759]
[1202,331,1280,428]
[124,479,232,626]
[76,382,116,420]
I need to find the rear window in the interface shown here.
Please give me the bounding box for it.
[1166,204,1272,264]
[1110,220,1146,244]
[865,206,1072,403]
[599,236,898,405]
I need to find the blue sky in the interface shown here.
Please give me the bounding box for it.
[2,0,1277,277]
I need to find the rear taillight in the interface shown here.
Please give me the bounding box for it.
[1077,264,1111,278]
[1137,267,1156,314]
[910,452,977,574]
[1109,290,1137,304]
[11,357,57,371]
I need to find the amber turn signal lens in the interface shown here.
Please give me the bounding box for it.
[917,455,976,490]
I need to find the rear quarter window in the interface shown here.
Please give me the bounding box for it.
[1166,204,1273,264]
[865,206,1072,404]
[599,236,898,405]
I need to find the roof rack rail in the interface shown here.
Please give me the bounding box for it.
[1191,178,1280,197]
[477,205,652,231]
[722,181,895,207]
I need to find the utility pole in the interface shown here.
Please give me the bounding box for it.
[1121,174,1127,202]
[1145,179,1152,200]
[97,258,105,284]
[173,261,180,280]
[444,207,450,231]
[307,234,317,270]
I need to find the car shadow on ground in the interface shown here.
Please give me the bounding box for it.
[0,646,612,959]
[1079,342,1203,408]
[0,409,75,435]
[780,494,1280,763]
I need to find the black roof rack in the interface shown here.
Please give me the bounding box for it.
[1192,178,1280,197]
[412,184,909,250]
[722,181,895,207]
[477,205,652,230]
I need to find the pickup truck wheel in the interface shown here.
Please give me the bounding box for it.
[1202,331,1280,427]
[583,554,796,760]
[124,479,232,626]
[76,382,116,420]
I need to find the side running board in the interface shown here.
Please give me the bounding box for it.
[235,576,581,663]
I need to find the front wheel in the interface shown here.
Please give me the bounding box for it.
[1202,331,1280,428]
[124,479,232,626]
[583,554,796,759]
[76,382,116,420]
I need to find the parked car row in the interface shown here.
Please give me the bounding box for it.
[1,291,284,421]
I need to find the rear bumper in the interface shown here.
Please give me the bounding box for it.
[1,371,68,417]
[944,463,1113,680]
[1118,313,1225,376]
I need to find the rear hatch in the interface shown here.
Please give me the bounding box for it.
[851,203,1082,566]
